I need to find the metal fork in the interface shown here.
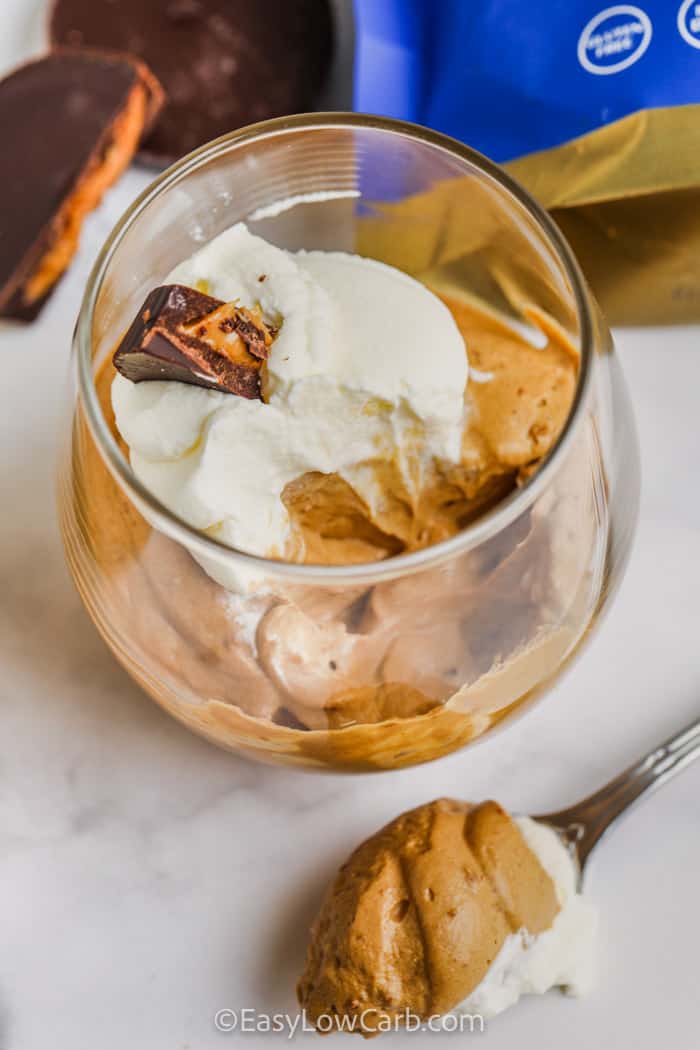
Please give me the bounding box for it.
[535,716,700,878]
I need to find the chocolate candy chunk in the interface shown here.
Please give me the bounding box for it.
[50,0,334,167]
[0,51,163,323]
[113,285,276,398]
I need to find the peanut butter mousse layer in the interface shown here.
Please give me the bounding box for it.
[298,799,596,1033]
[69,224,591,768]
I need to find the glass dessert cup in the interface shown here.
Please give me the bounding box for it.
[58,114,640,772]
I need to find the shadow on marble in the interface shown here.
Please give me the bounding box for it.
[251,855,343,1013]
[0,990,9,1050]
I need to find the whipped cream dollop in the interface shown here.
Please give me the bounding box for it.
[458,817,597,1019]
[112,224,468,575]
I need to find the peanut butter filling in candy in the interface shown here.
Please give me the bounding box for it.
[0,51,163,322]
[113,284,277,398]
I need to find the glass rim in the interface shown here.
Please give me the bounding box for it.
[75,111,596,586]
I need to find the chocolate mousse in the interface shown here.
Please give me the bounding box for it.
[297,799,595,1033]
[69,226,589,770]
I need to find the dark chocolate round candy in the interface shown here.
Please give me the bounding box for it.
[49,0,334,166]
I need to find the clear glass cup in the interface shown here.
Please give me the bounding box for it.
[58,114,639,771]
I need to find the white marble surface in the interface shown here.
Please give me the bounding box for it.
[2,3,700,1048]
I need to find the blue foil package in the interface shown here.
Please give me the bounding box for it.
[351,0,700,323]
[353,0,700,162]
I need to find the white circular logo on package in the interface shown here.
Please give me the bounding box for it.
[678,0,700,48]
[577,5,653,74]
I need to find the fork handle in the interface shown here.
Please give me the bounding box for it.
[539,716,700,870]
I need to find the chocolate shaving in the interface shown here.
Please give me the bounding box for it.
[112,284,277,398]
